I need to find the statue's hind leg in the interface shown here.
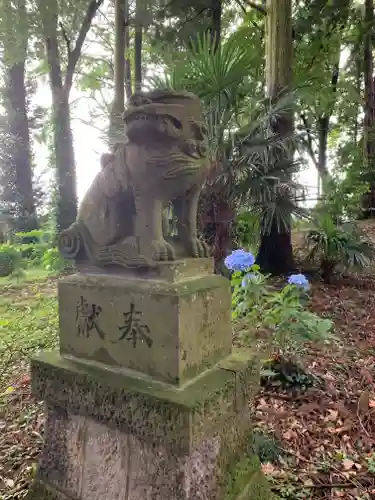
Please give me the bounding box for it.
[133,190,175,261]
[172,187,210,258]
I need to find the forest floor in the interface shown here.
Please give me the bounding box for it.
[1,270,375,499]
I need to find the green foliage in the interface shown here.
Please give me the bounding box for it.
[251,431,282,464]
[151,29,307,250]
[316,167,370,222]
[231,266,333,355]
[0,244,21,277]
[307,214,374,282]
[0,228,65,276]
[42,247,66,272]
[233,211,261,254]
[261,357,316,390]
[366,453,375,473]
[0,292,58,384]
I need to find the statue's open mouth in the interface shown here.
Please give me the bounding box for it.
[125,112,207,160]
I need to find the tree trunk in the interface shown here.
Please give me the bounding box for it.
[362,0,375,218]
[2,0,36,229]
[198,188,235,276]
[124,0,132,99]
[257,0,294,275]
[4,62,36,229]
[53,94,77,232]
[134,0,142,92]
[317,115,330,190]
[40,0,104,231]
[256,219,295,275]
[109,0,126,148]
[210,0,221,48]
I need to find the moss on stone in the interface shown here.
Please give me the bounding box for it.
[224,454,277,500]
[26,481,74,500]
[31,349,260,454]
[61,272,228,296]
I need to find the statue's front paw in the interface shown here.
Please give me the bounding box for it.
[187,237,210,258]
[150,239,176,261]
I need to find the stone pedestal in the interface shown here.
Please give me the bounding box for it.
[28,259,274,500]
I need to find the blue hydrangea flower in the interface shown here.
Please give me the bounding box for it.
[288,273,309,289]
[224,249,255,271]
[241,273,257,288]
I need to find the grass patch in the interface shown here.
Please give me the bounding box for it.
[0,267,58,289]
[0,284,58,391]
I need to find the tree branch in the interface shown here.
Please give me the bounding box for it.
[300,112,319,168]
[59,22,71,55]
[244,0,267,15]
[64,0,105,93]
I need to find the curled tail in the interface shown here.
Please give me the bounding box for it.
[59,223,82,259]
[58,222,156,269]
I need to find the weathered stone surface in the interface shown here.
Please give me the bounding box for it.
[29,350,272,500]
[58,90,210,269]
[37,405,85,497]
[27,481,75,500]
[31,348,259,454]
[58,270,231,385]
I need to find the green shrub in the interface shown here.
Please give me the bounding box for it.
[233,211,260,254]
[42,247,66,272]
[0,244,21,277]
[307,214,374,283]
[225,249,333,356]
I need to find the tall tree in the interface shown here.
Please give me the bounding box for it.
[134,0,143,91]
[38,0,104,231]
[109,0,126,149]
[0,0,37,229]
[362,0,375,217]
[256,0,295,274]
[296,0,351,194]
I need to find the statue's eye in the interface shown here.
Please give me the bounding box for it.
[170,116,182,130]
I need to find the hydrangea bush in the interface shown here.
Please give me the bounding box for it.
[226,249,333,353]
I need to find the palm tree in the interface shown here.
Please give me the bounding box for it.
[149,32,305,274]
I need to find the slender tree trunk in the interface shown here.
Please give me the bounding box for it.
[53,92,77,232]
[124,0,132,99]
[256,0,294,275]
[109,0,126,148]
[210,0,221,48]
[134,0,142,92]
[4,63,36,228]
[362,0,375,218]
[40,0,104,231]
[317,115,329,189]
[353,37,362,147]
[3,0,36,229]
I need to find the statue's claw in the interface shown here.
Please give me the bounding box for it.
[186,237,210,258]
[150,239,176,261]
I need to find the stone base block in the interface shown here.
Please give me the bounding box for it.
[58,265,231,386]
[27,349,274,500]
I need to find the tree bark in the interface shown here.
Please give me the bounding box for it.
[2,0,36,229]
[210,0,221,49]
[257,0,294,275]
[40,0,104,231]
[109,0,126,149]
[134,0,142,92]
[124,0,132,99]
[4,63,36,228]
[362,0,375,218]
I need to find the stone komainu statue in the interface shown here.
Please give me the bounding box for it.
[59,90,210,268]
